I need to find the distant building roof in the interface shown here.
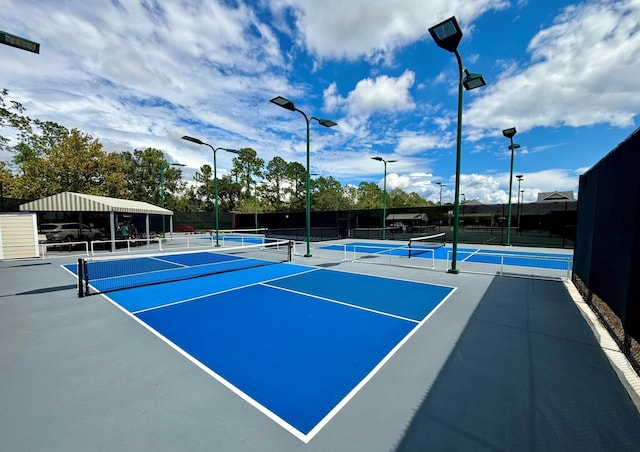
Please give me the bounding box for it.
[385,213,428,222]
[537,191,575,202]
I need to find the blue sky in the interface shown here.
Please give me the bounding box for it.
[1,0,639,204]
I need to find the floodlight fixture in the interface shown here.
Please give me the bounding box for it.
[428,16,462,53]
[271,95,337,256]
[463,70,487,90]
[371,157,398,239]
[160,162,186,237]
[429,15,487,273]
[182,135,239,246]
[502,127,517,139]
[270,96,296,111]
[502,127,520,245]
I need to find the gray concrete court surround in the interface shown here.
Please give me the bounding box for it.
[1,240,639,451]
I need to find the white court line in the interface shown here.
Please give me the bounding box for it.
[260,282,420,324]
[102,264,459,443]
[131,267,319,315]
[460,248,482,262]
[304,285,458,442]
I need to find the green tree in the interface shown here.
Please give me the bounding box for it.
[356,181,382,208]
[1,89,68,166]
[217,174,243,212]
[13,129,130,199]
[264,156,288,211]
[121,148,184,206]
[285,161,306,211]
[386,188,425,207]
[311,176,344,211]
[230,148,264,200]
[194,164,215,211]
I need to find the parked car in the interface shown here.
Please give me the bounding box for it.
[175,224,195,233]
[39,222,104,242]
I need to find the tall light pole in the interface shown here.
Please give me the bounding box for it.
[502,127,520,245]
[254,181,258,231]
[461,193,466,228]
[182,135,239,247]
[436,181,446,205]
[516,174,524,230]
[270,96,337,257]
[160,162,186,237]
[435,181,446,230]
[519,188,525,232]
[429,16,487,274]
[371,157,397,240]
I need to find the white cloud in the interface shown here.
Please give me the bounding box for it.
[466,0,640,134]
[271,0,508,63]
[324,71,416,118]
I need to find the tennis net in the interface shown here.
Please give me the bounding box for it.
[408,232,446,258]
[77,239,292,297]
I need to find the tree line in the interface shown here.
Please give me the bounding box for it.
[1,89,437,213]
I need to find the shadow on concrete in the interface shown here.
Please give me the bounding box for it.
[395,276,640,451]
[1,284,77,297]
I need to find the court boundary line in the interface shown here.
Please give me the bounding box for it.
[98,289,309,442]
[94,260,459,443]
[260,282,421,324]
[305,285,458,441]
[131,267,319,315]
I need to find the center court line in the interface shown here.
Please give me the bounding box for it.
[461,248,482,262]
[130,267,320,315]
[259,283,420,324]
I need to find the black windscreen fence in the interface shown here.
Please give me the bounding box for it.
[573,127,640,373]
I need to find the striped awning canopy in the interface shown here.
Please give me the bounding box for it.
[19,192,172,216]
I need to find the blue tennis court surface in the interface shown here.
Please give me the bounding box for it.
[74,251,455,441]
[322,242,573,270]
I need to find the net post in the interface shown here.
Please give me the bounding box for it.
[287,240,293,262]
[77,258,85,298]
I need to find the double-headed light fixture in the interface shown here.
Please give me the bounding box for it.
[270,96,337,257]
[160,161,186,237]
[182,135,240,247]
[371,157,398,240]
[429,16,487,273]
[502,127,521,246]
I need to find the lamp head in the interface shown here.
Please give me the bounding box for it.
[182,135,204,145]
[316,118,337,128]
[270,96,296,111]
[516,174,524,180]
[371,156,383,162]
[509,143,521,151]
[463,70,487,90]
[428,16,463,53]
[387,159,398,163]
[502,127,517,138]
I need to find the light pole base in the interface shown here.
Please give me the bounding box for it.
[447,268,460,274]
[214,244,221,248]
[304,254,313,258]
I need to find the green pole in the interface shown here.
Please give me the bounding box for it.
[382,161,387,240]
[506,138,515,245]
[212,146,220,247]
[305,116,312,257]
[254,181,258,230]
[160,164,165,237]
[448,50,465,274]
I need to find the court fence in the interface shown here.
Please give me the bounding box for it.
[573,126,640,375]
[231,202,576,249]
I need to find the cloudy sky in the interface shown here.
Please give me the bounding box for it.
[1,0,639,204]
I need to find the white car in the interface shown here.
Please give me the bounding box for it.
[39,222,104,242]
